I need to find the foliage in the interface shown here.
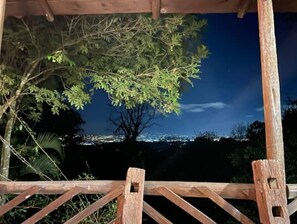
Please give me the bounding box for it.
[0,14,208,119]
[9,132,64,180]
[0,14,208,180]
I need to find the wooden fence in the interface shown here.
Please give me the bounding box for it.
[1,166,297,223]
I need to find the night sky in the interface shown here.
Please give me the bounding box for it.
[79,13,297,137]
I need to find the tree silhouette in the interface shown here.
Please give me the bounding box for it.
[109,104,156,143]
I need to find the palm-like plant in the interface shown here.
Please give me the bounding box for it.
[11,133,64,180]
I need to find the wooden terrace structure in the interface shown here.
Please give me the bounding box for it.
[0,0,297,223]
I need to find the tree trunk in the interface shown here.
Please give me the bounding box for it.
[0,103,16,204]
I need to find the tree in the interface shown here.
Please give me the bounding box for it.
[110,103,156,143]
[0,14,208,180]
[230,122,248,141]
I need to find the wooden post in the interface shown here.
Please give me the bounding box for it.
[252,160,289,223]
[0,0,6,53]
[122,168,145,224]
[257,0,285,175]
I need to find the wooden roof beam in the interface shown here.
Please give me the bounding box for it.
[0,0,6,53]
[37,0,54,22]
[237,0,251,19]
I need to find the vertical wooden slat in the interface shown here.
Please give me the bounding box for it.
[257,0,285,174]
[143,201,172,224]
[152,0,161,20]
[252,160,289,223]
[115,195,124,224]
[0,0,6,53]
[64,185,124,224]
[122,168,145,224]
[22,187,83,224]
[156,187,216,224]
[0,186,41,216]
[196,186,255,224]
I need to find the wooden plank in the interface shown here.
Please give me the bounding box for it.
[122,168,145,224]
[252,160,289,224]
[143,201,172,224]
[288,197,297,216]
[151,0,160,20]
[64,185,124,224]
[0,181,257,200]
[237,0,251,19]
[22,187,83,224]
[0,186,41,216]
[0,0,5,54]
[37,0,54,22]
[196,186,255,224]
[156,187,216,223]
[115,195,124,224]
[5,0,297,18]
[257,0,285,174]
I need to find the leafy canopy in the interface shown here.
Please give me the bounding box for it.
[0,14,208,118]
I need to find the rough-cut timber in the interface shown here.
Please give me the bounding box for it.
[151,0,160,20]
[22,187,83,224]
[122,168,145,224]
[156,187,216,223]
[0,181,258,200]
[252,160,289,224]
[4,0,297,18]
[196,186,255,224]
[64,185,124,224]
[257,0,285,174]
[0,186,41,216]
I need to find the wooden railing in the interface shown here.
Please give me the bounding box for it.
[1,167,297,223]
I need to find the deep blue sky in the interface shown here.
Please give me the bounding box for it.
[79,13,297,137]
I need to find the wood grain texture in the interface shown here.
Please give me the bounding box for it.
[156,187,216,223]
[257,0,285,173]
[196,186,255,224]
[122,168,145,224]
[0,181,257,200]
[0,0,5,53]
[4,0,297,18]
[252,160,289,224]
[0,186,41,216]
[22,187,83,224]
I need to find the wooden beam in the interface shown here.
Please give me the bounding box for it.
[122,168,145,224]
[0,0,6,54]
[22,187,83,224]
[196,186,255,224]
[257,0,285,175]
[252,160,289,223]
[0,181,257,200]
[5,0,254,17]
[64,185,124,224]
[0,186,41,216]
[151,0,160,20]
[156,187,216,223]
[37,0,54,22]
[237,0,251,19]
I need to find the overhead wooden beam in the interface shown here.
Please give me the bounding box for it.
[237,0,251,19]
[151,0,160,20]
[37,0,54,22]
[0,0,6,54]
[257,0,285,175]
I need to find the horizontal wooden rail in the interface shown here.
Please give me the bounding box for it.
[1,181,297,200]
[0,181,257,200]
